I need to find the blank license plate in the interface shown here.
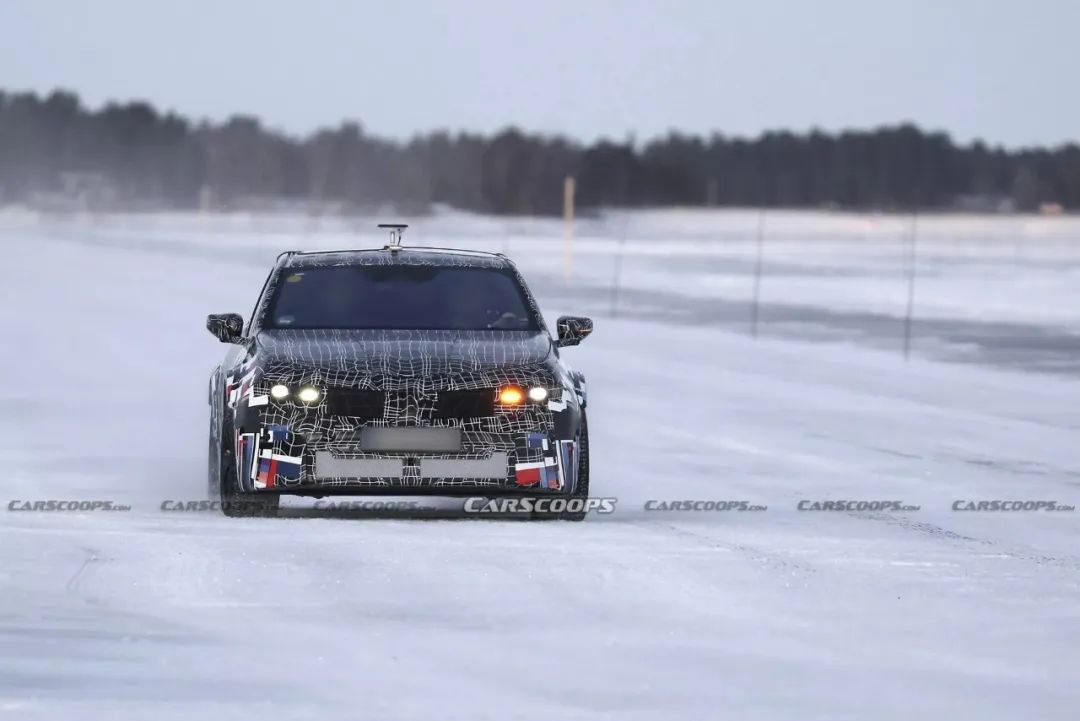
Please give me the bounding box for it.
[359,427,462,452]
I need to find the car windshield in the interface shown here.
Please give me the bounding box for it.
[266,264,539,330]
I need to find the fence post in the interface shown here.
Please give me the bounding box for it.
[750,208,767,337]
[902,212,919,360]
[609,215,628,317]
[563,176,575,279]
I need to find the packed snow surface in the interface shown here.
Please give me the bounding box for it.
[1,209,1078,720]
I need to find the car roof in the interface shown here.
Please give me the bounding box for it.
[281,247,515,270]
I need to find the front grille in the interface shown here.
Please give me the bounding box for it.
[325,388,385,420]
[434,388,495,420]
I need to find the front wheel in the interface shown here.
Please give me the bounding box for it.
[209,407,279,518]
[560,411,590,521]
[218,456,280,518]
[532,411,590,522]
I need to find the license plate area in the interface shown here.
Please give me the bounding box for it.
[314,453,403,479]
[359,427,462,452]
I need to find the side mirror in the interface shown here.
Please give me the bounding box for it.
[207,313,245,344]
[555,316,593,347]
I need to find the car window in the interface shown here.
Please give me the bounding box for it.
[267,265,538,331]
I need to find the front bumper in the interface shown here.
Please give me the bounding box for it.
[226,362,584,495]
[232,414,578,492]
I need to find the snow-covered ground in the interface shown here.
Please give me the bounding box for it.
[8,206,1080,329]
[1,210,1078,720]
[8,206,1079,372]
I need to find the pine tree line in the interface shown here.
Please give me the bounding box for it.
[2,89,1077,214]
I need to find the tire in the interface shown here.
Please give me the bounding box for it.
[218,453,280,519]
[209,400,279,519]
[559,411,590,521]
[531,410,590,522]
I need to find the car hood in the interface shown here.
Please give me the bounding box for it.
[253,328,555,376]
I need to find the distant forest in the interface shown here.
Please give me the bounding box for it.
[1,88,1078,214]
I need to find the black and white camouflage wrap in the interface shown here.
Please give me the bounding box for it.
[209,248,589,496]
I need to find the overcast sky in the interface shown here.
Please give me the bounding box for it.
[1,0,1077,148]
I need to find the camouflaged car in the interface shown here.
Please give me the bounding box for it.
[206,227,592,518]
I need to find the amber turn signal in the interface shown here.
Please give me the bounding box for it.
[497,386,525,405]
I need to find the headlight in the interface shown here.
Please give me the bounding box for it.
[498,386,549,405]
[297,386,321,404]
[269,384,291,400]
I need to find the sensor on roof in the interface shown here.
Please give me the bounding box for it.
[378,223,408,251]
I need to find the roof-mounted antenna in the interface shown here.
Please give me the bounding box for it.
[378,223,408,252]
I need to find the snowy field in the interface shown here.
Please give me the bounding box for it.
[8,206,1080,372]
[1,209,1079,720]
